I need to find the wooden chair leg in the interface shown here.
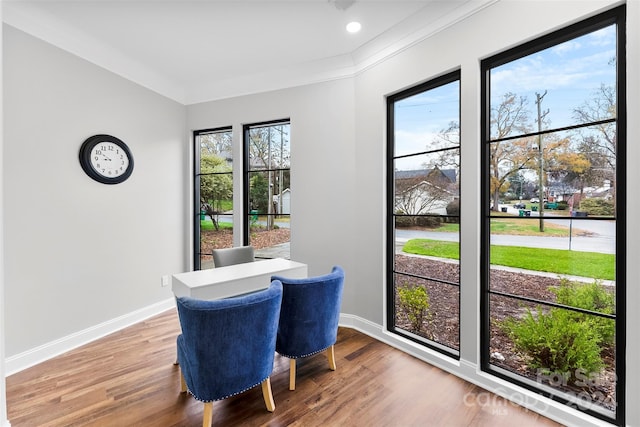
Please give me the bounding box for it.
[180,369,187,393]
[261,378,276,412]
[202,401,213,427]
[289,358,296,391]
[327,345,337,371]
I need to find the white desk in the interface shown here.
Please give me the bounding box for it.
[172,258,308,300]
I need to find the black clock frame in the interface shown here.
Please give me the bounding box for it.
[79,134,134,184]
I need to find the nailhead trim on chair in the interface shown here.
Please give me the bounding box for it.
[278,344,334,360]
[186,376,270,403]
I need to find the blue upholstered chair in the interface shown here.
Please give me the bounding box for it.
[212,245,255,267]
[272,266,345,390]
[176,280,283,426]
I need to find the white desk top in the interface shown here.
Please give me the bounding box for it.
[172,258,308,300]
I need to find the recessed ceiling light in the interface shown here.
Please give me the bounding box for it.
[346,21,361,33]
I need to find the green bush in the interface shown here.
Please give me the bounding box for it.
[398,285,430,334]
[556,200,569,210]
[415,215,442,228]
[579,198,614,216]
[394,215,442,228]
[502,307,604,384]
[446,199,459,216]
[394,216,414,228]
[551,279,615,346]
[445,199,460,223]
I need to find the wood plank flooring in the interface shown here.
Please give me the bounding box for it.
[6,309,563,426]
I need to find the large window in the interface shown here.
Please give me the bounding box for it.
[244,120,291,259]
[387,71,461,356]
[194,127,233,270]
[481,6,625,424]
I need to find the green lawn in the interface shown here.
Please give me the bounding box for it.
[200,219,233,231]
[403,239,460,259]
[402,238,615,280]
[428,217,585,237]
[489,218,571,236]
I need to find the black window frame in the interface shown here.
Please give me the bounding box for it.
[193,126,233,270]
[243,118,291,257]
[386,70,462,358]
[480,6,626,425]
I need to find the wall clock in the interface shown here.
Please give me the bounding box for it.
[79,134,134,184]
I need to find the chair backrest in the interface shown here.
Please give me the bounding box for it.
[272,266,345,358]
[176,280,283,401]
[212,245,255,268]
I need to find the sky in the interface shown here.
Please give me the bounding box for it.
[393,24,617,171]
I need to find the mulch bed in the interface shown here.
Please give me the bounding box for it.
[199,227,290,261]
[394,254,616,412]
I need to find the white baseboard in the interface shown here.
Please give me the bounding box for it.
[5,298,175,376]
[339,313,611,427]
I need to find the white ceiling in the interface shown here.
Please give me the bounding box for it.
[3,0,495,104]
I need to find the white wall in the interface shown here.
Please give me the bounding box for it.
[2,25,187,361]
[623,1,640,424]
[187,79,358,311]
[0,4,7,427]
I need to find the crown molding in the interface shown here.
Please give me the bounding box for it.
[3,0,497,105]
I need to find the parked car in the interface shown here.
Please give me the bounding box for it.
[529,197,547,203]
[514,202,526,209]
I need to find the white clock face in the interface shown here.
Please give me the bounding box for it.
[89,141,130,178]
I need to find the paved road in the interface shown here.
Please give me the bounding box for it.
[207,214,290,229]
[214,209,616,254]
[396,208,616,254]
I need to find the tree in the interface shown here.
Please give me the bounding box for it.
[249,173,269,215]
[573,83,616,171]
[200,154,232,231]
[558,136,611,211]
[395,168,456,215]
[550,140,593,205]
[572,83,617,208]
[489,92,580,217]
[248,124,290,229]
[488,93,536,210]
[248,125,290,170]
[429,120,460,171]
[199,132,232,159]
[506,172,527,200]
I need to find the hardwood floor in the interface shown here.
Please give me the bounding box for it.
[6,309,563,426]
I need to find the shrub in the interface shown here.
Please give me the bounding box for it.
[398,285,430,334]
[445,199,460,223]
[551,279,615,346]
[502,307,604,384]
[394,215,442,228]
[579,198,614,216]
[415,215,442,228]
[446,199,459,216]
[556,200,569,210]
[395,216,414,228]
